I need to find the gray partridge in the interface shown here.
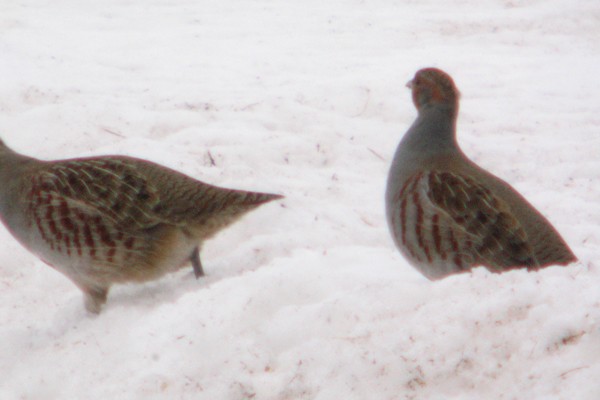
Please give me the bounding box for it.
[0,138,283,313]
[385,67,576,280]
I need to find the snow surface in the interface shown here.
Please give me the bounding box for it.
[1,0,599,399]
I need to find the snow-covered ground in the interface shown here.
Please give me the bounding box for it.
[1,0,599,398]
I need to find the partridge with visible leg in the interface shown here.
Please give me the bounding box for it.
[385,68,576,280]
[0,139,282,313]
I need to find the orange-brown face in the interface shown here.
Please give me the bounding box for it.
[408,68,460,112]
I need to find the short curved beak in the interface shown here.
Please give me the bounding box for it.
[406,79,414,89]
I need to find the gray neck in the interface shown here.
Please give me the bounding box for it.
[399,105,458,157]
[387,105,461,196]
[0,141,37,218]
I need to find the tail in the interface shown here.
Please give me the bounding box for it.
[236,191,284,207]
[192,189,283,238]
[196,186,283,217]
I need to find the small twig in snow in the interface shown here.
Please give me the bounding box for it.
[559,365,589,379]
[101,126,126,138]
[207,150,216,166]
[367,147,385,161]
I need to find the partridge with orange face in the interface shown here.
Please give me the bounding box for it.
[385,68,576,279]
[0,138,282,313]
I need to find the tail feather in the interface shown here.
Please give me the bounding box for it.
[238,191,284,206]
[187,189,283,239]
[200,187,283,217]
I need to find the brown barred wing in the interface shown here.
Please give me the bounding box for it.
[32,158,166,230]
[424,171,539,271]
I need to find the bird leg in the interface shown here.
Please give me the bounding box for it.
[190,246,204,279]
[82,285,109,314]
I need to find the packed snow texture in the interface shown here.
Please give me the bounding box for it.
[1,0,599,399]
